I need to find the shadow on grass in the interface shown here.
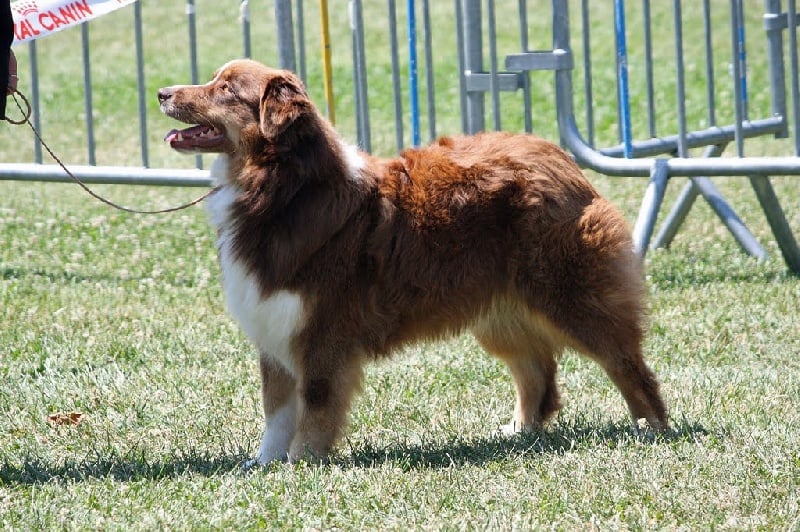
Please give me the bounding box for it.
[0,420,711,483]
[647,265,795,288]
[1,266,127,286]
[0,448,251,486]
[645,250,798,287]
[0,266,205,288]
[341,418,711,470]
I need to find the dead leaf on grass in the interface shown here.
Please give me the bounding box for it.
[47,412,84,426]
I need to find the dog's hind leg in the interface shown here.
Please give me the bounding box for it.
[538,263,668,431]
[472,304,564,433]
[565,314,668,432]
[247,354,297,468]
[520,200,669,432]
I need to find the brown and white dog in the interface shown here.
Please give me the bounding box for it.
[158,59,668,465]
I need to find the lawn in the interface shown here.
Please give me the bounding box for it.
[1,0,799,529]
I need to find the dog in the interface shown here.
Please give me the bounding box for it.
[158,59,668,465]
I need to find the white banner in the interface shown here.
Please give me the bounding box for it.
[11,0,138,45]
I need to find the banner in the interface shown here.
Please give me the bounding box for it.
[11,0,137,45]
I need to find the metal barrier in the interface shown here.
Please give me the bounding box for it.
[2,1,799,273]
[457,0,799,272]
[546,0,800,273]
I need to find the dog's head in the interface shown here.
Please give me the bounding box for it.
[158,59,312,154]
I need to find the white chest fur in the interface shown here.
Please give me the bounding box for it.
[207,156,306,376]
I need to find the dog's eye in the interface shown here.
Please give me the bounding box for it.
[219,82,236,95]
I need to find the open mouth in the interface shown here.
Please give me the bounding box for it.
[164,124,225,151]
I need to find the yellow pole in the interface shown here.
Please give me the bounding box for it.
[320,0,335,124]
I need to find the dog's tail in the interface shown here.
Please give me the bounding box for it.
[574,197,645,314]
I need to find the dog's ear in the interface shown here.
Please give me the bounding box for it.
[259,74,310,139]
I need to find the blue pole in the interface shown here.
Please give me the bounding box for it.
[614,0,632,158]
[407,0,420,146]
[736,0,748,121]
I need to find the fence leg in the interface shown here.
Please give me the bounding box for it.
[654,177,768,260]
[749,175,800,274]
[697,177,766,259]
[651,179,698,248]
[632,159,669,257]
[652,144,723,248]
[651,143,766,259]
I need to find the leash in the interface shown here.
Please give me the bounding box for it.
[4,89,217,215]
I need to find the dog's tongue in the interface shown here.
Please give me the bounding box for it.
[164,124,224,150]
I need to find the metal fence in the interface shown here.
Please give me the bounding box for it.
[545,0,800,273]
[1,0,799,272]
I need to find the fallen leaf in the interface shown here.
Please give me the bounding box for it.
[47,412,84,426]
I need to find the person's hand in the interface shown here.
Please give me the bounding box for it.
[7,49,16,94]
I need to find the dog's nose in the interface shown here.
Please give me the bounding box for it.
[157,88,173,104]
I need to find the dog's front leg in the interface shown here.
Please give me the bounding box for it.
[288,355,363,463]
[244,354,297,469]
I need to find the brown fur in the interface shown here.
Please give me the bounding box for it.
[158,59,668,464]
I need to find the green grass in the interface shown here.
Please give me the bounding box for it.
[2,1,800,529]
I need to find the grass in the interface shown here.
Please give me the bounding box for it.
[2,0,800,529]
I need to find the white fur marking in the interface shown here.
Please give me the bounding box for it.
[340,141,366,180]
[255,397,297,465]
[208,154,230,186]
[226,285,305,376]
[207,169,308,376]
[206,186,238,235]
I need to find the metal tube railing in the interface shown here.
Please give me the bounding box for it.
[350,0,370,150]
[703,0,717,129]
[186,0,201,170]
[730,0,746,156]
[388,0,405,151]
[461,0,485,134]
[580,0,594,147]
[274,0,296,71]
[642,0,656,139]
[788,0,800,153]
[28,39,42,164]
[294,0,305,81]
[407,0,420,145]
[80,23,95,166]
[613,0,632,157]
[134,1,148,168]
[422,0,437,143]
[241,0,252,59]
[454,0,468,135]
[0,163,212,187]
[672,0,688,158]
[486,0,501,131]
[517,0,533,133]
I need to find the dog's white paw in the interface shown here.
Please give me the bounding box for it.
[241,449,289,472]
[500,420,537,436]
[243,403,296,471]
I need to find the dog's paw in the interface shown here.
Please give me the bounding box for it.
[499,420,538,436]
[499,423,518,437]
[241,457,261,472]
[633,417,669,441]
[241,452,288,472]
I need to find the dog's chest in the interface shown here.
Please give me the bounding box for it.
[207,179,306,375]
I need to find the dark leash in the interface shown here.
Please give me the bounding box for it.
[4,89,217,214]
